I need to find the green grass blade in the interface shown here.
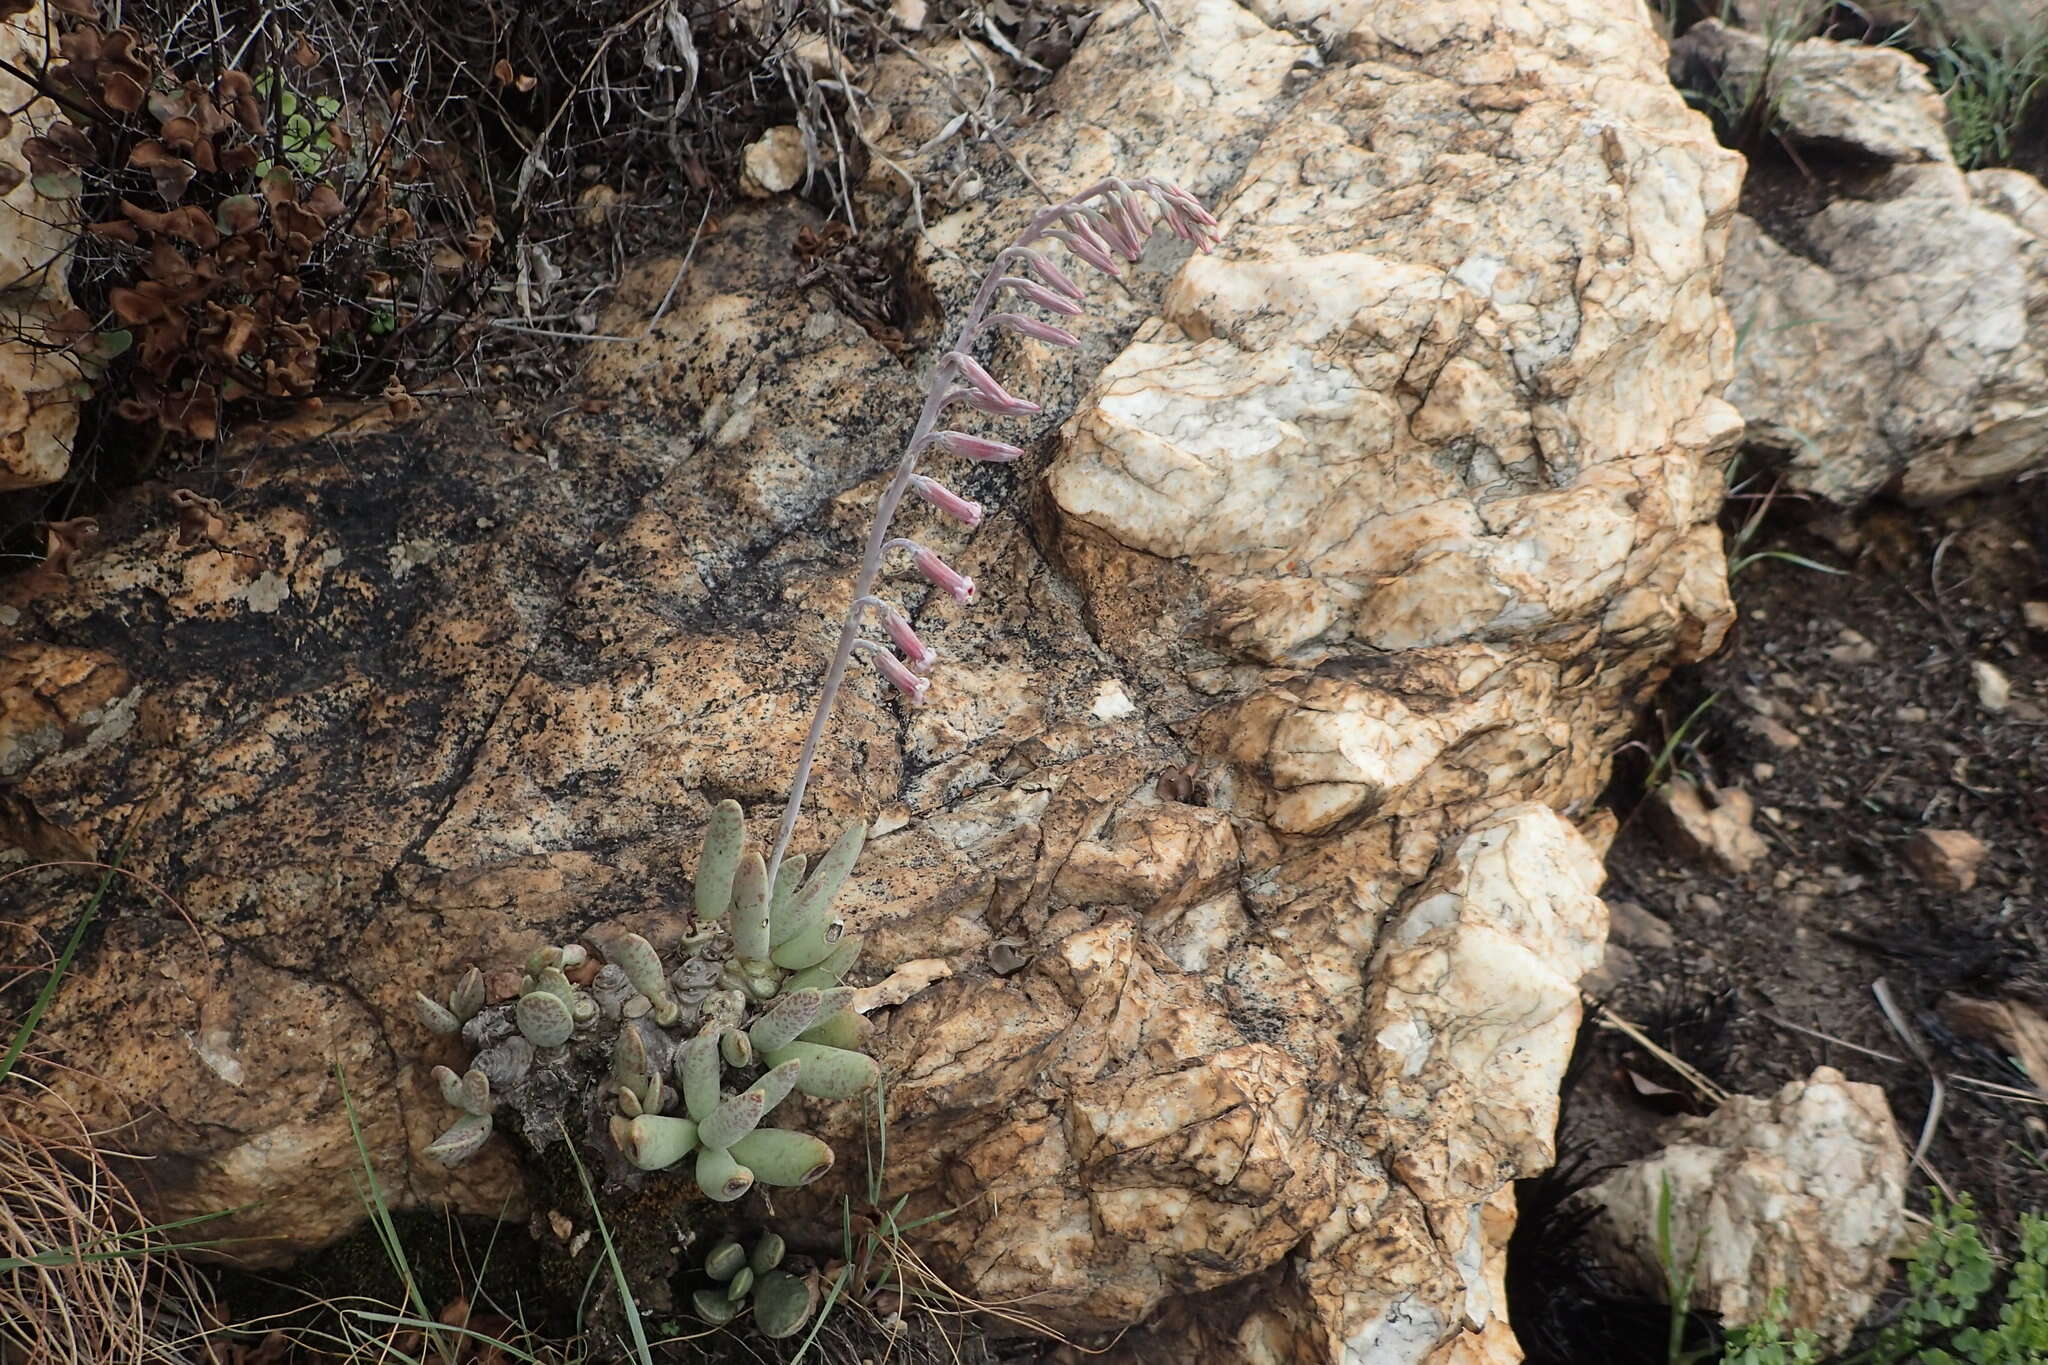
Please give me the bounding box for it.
[0,855,123,1086]
[561,1128,654,1365]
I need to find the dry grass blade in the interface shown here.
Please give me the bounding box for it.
[0,1075,216,1364]
[1591,1003,1732,1108]
[1871,977,1957,1202]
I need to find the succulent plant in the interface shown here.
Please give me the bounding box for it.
[419,802,878,1203]
[691,1231,819,1339]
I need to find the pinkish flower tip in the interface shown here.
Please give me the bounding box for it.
[912,475,984,528]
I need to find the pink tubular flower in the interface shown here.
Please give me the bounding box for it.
[923,430,1024,463]
[1019,250,1084,303]
[879,604,939,673]
[994,276,1084,316]
[912,475,983,527]
[1106,193,1152,256]
[857,642,931,705]
[1046,227,1122,277]
[945,352,1041,417]
[911,546,976,604]
[985,313,1080,348]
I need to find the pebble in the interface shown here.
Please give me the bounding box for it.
[1828,628,1878,665]
[1973,660,2011,714]
[1903,828,1989,894]
[1608,900,1677,952]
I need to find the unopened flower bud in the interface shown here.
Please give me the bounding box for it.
[912,475,983,528]
[987,313,1080,348]
[924,430,1024,463]
[945,352,1041,416]
[995,276,1085,316]
[1047,227,1122,277]
[1019,250,1084,303]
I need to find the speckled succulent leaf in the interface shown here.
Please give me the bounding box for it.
[770,916,843,971]
[750,1232,786,1275]
[526,945,563,975]
[748,988,822,1053]
[745,1058,803,1117]
[697,1087,766,1151]
[724,1266,755,1301]
[691,1287,738,1325]
[448,966,486,1022]
[531,965,577,1008]
[433,1064,466,1110]
[425,1112,492,1165]
[677,1026,721,1122]
[730,851,771,962]
[769,851,805,925]
[761,1040,879,1100]
[459,1067,492,1116]
[514,990,574,1048]
[613,1021,652,1081]
[798,1009,869,1052]
[720,1026,753,1069]
[415,992,461,1035]
[695,799,746,922]
[704,1238,747,1282]
[774,822,865,949]
[622,1113,699,1171]
[695,1144,753,1202]
[729,1129,835,1188]
[782,934,863,992]
[617,1086,644,1118]
[751,1269,819,1338]
[609,933,667,1004]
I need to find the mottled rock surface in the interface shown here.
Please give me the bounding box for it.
[1672,20,1952,166]
[1580,1067,1908,1349]
[1725,163,2048,505]
[0,3,81,492]
[1698,19,2048,507]
[0,0,1743,1359]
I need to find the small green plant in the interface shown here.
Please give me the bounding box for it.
[1932,18,2048,170]
[416,800,881,1202]
[1855,1194,2048,1364]
[688,1231,817,1338]
[1721,1288,1823,1364]
[1657,1174,1717,1365]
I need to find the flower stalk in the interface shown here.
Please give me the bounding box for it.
[761,176,1222,889]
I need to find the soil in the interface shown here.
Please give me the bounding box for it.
[1521,472,2048,1359]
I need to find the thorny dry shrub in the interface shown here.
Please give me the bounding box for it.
[0,1077,219,1364]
